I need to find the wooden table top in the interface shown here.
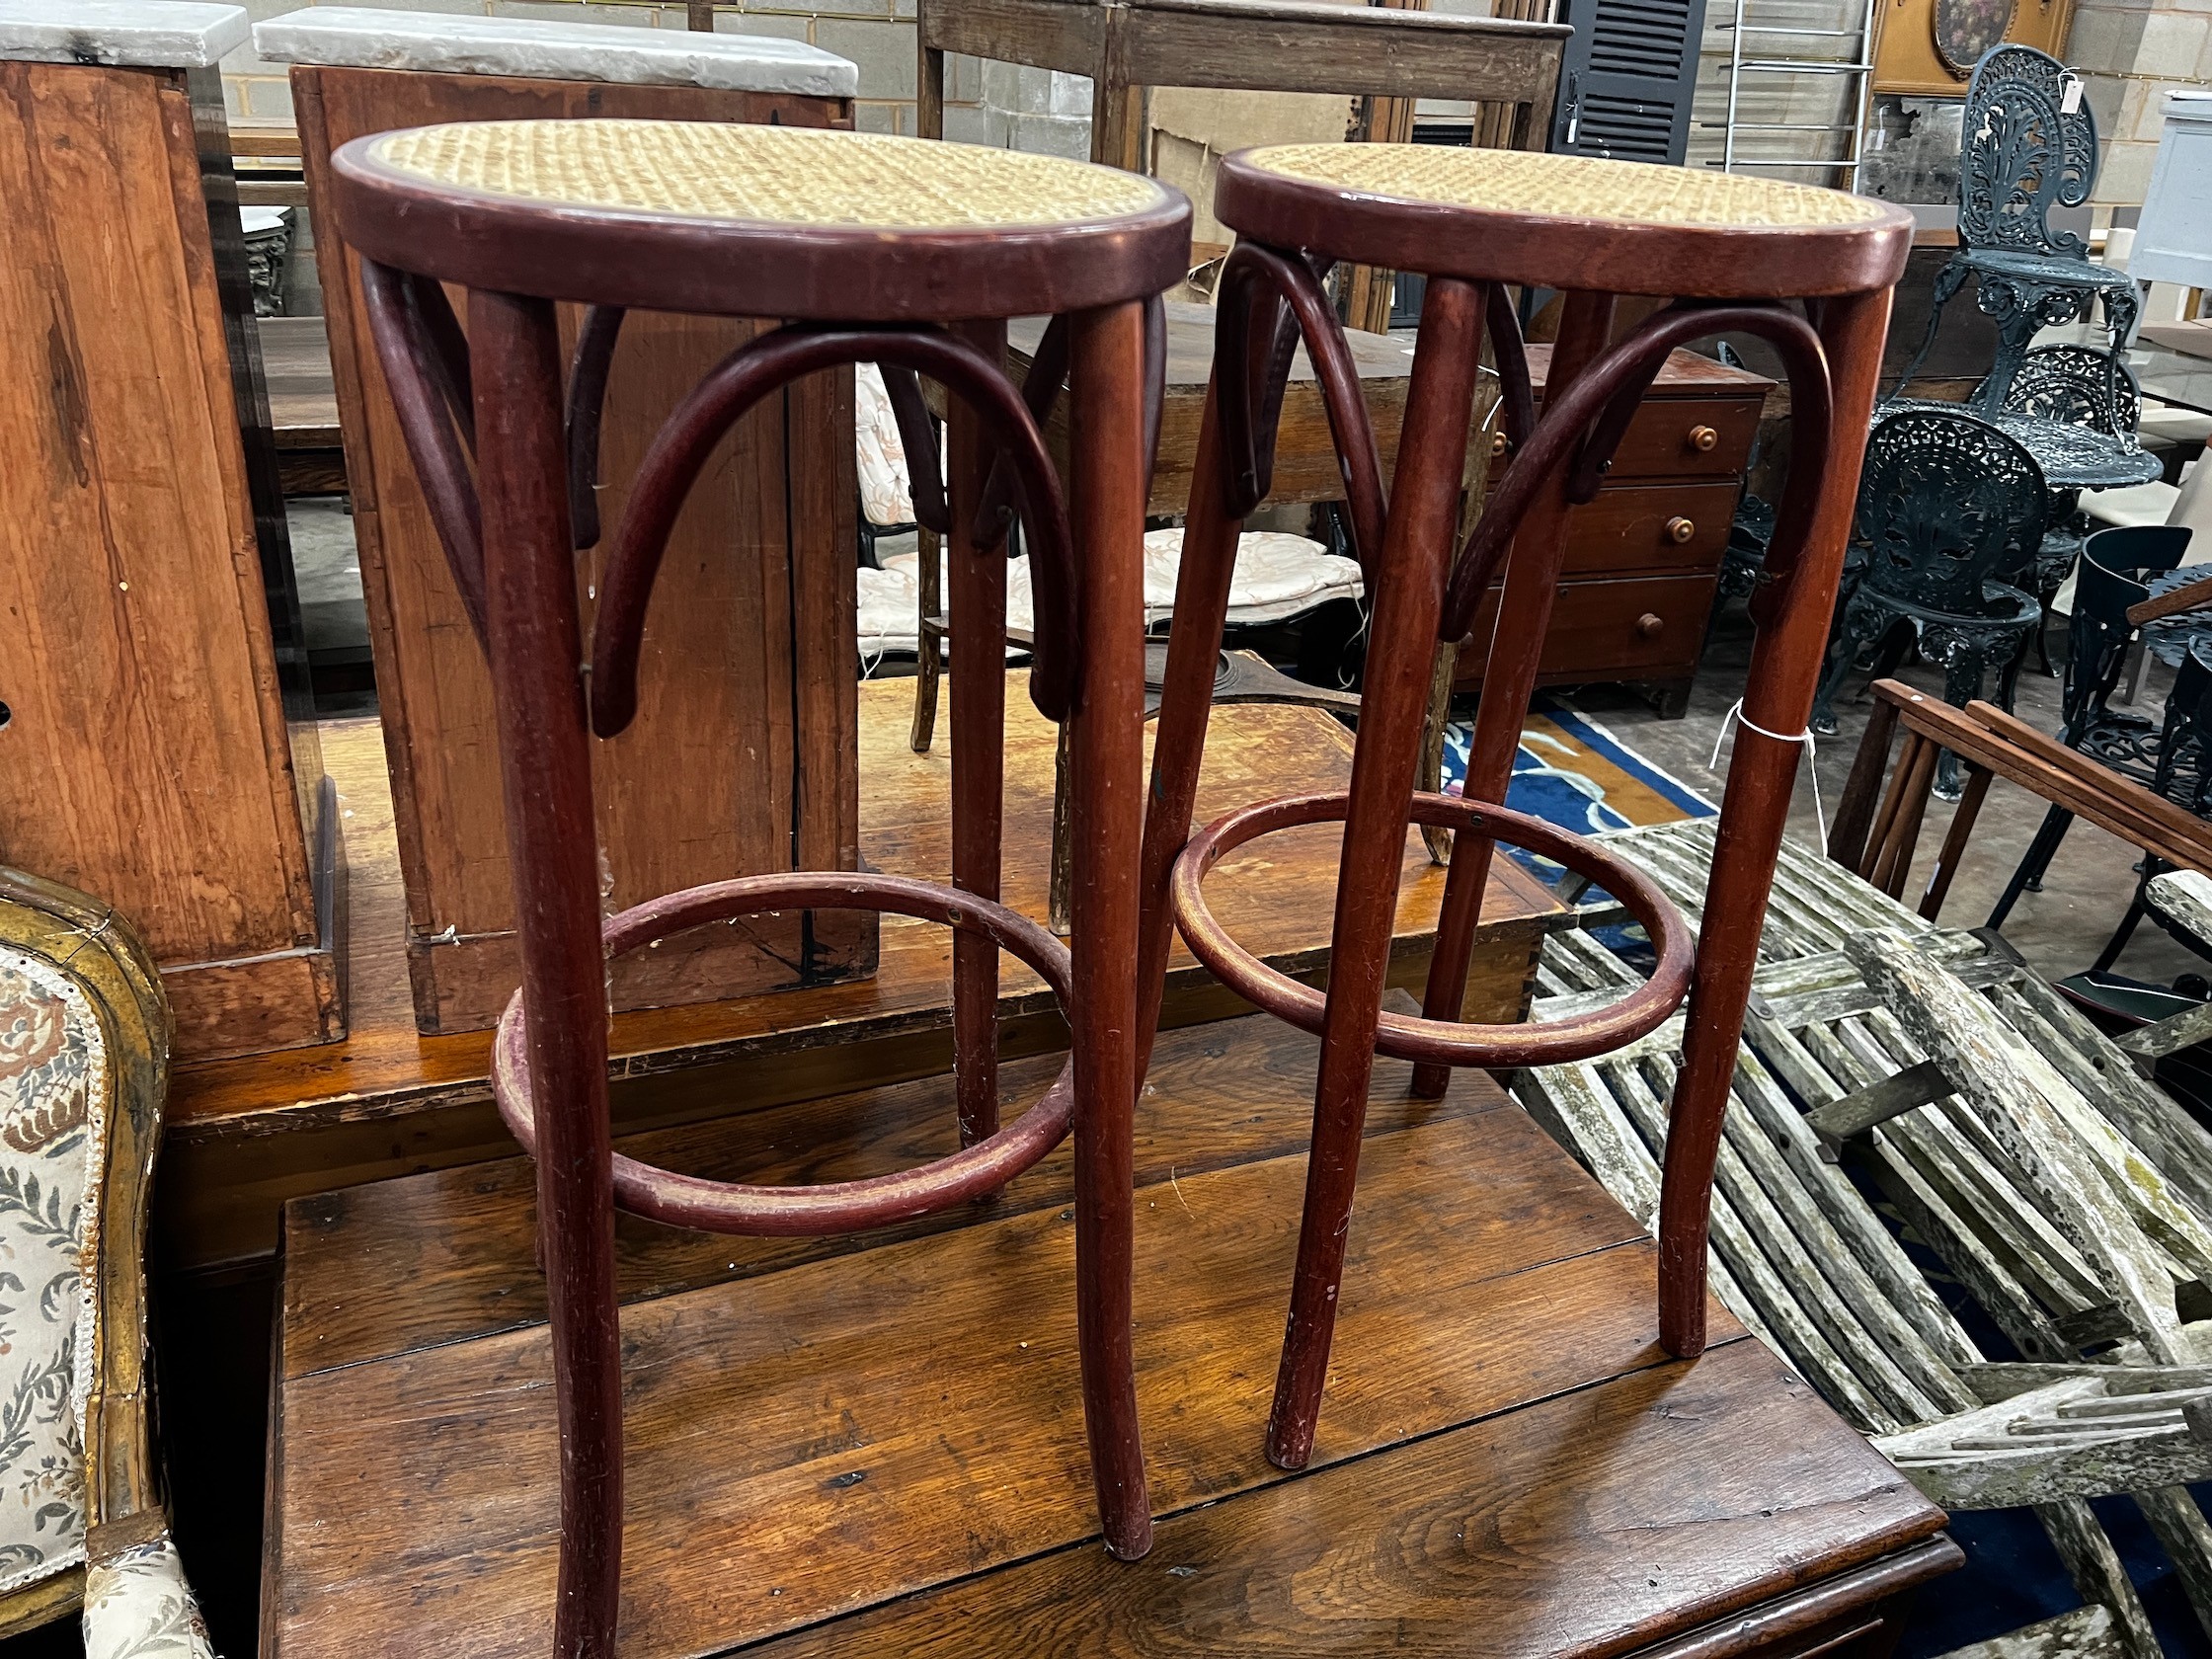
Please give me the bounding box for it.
[162,676,1562,1268]
[266,1005,1950,1658]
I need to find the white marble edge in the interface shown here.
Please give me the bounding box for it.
[253,8,857,99]
[0,0,249,68]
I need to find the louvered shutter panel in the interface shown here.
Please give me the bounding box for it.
[1549,0,1706,165]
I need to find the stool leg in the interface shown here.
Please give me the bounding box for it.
[471,290,623,1659]
[1067,299,1152,1558]
[1410,290,1617,1099]
[1656,285,1894,1359]
[1268,277,1485,1471]
[948,322,1009,1150]
[1135,380,1244,1076]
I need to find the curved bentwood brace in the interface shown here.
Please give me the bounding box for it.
[1134,239,1888,1470]
[356,261,1159,1659]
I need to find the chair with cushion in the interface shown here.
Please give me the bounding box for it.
[1812,407,2048,793]
[1887,44,2141,414]
[0,866,211,1658]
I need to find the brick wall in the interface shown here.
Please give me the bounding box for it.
[2066,0,2212,205]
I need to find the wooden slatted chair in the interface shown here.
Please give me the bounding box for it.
[0,867,211,1658]
[1525,820,2212,1659]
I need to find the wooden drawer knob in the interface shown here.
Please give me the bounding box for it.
[1664,515,1697,544]
[1635,612,1665,639]
[1491,431,1510,457]
[1688,425,1719,452]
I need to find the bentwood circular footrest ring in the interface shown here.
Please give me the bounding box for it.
[492,872,1075,1236]
[1169,791,1696,1067]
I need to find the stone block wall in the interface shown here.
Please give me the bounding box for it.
[2066,0,2212,205]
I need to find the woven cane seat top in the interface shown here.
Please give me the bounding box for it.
[1217,143,1913,300]
[333,119,1193,322]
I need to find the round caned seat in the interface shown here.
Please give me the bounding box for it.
[331,118,1193,320]
[1215,143,1913,297]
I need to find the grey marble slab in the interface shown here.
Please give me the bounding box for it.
[0,0,248,68]
[254,7,856,98]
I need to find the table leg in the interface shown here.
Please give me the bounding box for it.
[1657,284,1895,1359]
[1135,381,1244,1076]
[1268,277,1485,1470]
[1068,299,1151,1560]
[1411,289,1616,1099]
[471,289,622,1659]
[948,320,1008,1150]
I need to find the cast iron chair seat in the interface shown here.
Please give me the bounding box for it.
[337,118,1193,1652]
[1813,408,2049,793]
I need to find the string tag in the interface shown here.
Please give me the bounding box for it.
[2061,73,2083,115]
[1709,698,1825,847]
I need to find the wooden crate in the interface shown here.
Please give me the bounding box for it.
[0,55,340,1063]
[292,62,872,1034]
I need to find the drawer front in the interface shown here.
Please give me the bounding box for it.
[1460,573,1717,683]
[1487,394,1764,485]
[1561,480,1739,578]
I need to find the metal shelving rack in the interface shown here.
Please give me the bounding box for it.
[1711,0,1877,184]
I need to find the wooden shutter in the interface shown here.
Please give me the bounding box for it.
[1549,0,1707,165]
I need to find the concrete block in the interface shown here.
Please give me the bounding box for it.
[814,17,912,95]
[716,12,813,42]
[488,2,658,26]
[1007,108,1087,158]
[2094,136,2160,204]
[946,49,981,101]
[942,100,1007,144]
[242,71,294,118]
[2065,5,2149,70]
[854,96,896,129]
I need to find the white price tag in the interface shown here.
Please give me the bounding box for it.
[2061,74,2083,114]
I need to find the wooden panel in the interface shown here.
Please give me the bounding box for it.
[1461,572,1719,686]
[745,1344,1947,1659]
[268,1071,1742,1657]
[294,65,866,1034]
[0,59,332,1057]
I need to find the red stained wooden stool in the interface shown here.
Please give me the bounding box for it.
[331,118,1190,1659]
[1135,145,1913,1470]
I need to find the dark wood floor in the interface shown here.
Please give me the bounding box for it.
[268,1010,1948,1659]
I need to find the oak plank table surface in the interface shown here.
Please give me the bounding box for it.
[268,1008,1954,1658]
[161,675,1561,1270]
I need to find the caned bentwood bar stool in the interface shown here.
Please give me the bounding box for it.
[328,119,1191,1655]
[1136,147,1914,1470]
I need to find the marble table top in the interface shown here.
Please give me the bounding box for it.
[254,7,857,99]
[0,0,247,68]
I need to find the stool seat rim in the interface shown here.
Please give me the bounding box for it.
[331,121,1195,321]
[1215,144,1914,299]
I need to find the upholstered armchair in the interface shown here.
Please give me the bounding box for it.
[0,868,211,1657]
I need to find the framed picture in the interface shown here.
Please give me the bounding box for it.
[1872,0,2070,96]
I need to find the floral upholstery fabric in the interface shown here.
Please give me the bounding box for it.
[0,952,99,1595]
[83,1535,215,1659]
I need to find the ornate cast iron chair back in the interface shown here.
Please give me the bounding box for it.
[1997,343,2140,439]
[1856,409,2049,612]
[1958,44,2096,260]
